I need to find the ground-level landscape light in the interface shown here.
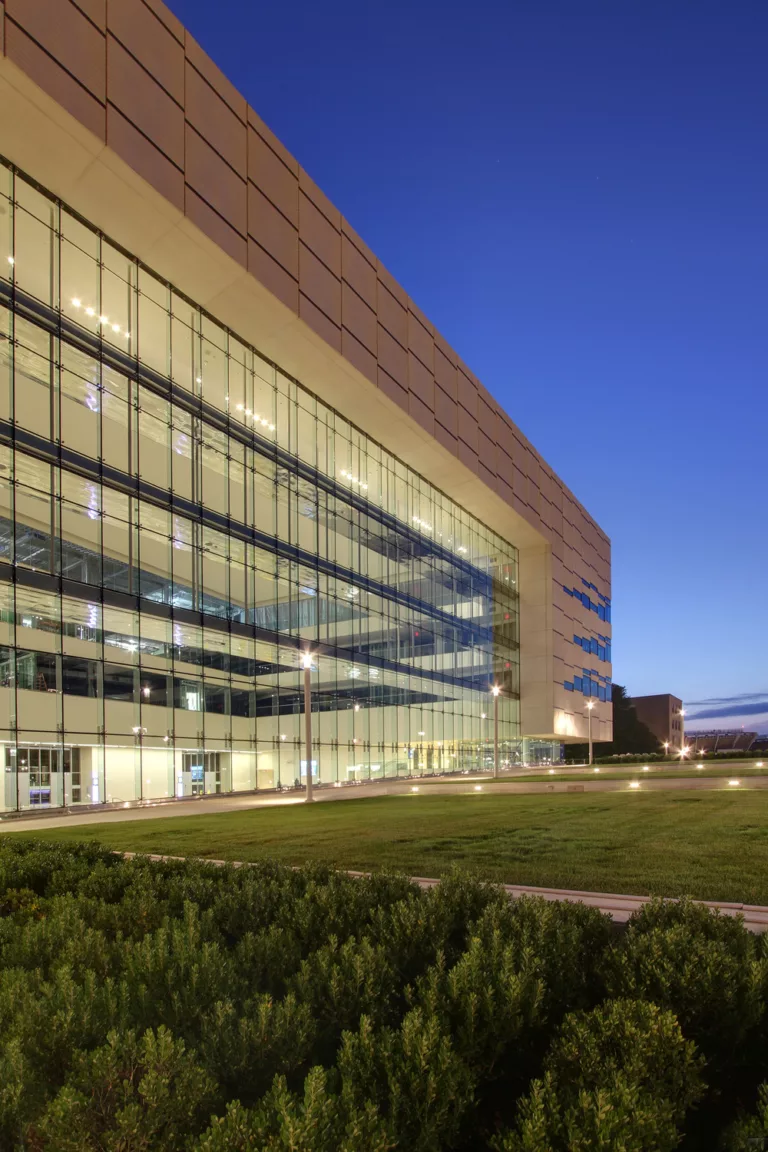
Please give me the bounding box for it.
[549,769,556,775]
[629,781,640,789]
[593,767,600,773]
[474,784,482,791]
[728,780,740,787]
[643,766,649,771]
[758,762,765,768]
[411,786,419,793]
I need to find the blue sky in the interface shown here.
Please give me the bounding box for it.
[168,0,768,732]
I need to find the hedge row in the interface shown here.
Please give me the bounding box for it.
[1,841,768,1150]
[565,751,766,765]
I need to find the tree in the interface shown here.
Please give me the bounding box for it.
[568,684,658,759]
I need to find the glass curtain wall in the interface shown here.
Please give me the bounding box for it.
[0,159,527,811]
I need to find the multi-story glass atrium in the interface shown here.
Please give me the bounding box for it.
[0,160,553,813]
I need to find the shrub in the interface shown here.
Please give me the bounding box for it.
[493,999,705,1151]
[32,1026,217,1151]
[476,895,615,1018]
[337,1010,475,1151]
[722,1081,768,1150]
[0,887,44,922]
[413,930,544,1081]
[1,840,766,1151]
[194,1068,392,1152]
[603,899,765,1065]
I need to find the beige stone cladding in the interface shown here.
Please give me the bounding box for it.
[0,0,611,742]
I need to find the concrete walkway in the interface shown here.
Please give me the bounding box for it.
[1,767,764,834]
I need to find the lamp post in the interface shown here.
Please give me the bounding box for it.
[302,652,313,802]
[491,685,501,778]
[586,700,595,766]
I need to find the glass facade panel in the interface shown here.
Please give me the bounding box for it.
[0,160,547,812]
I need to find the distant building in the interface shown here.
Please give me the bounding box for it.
[632,694,684,750]
[686,731,757,754]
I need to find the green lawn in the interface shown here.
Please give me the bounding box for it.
[9,789,768,905]
[486,764,768,784]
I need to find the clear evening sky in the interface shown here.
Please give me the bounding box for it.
[168,0,768,732]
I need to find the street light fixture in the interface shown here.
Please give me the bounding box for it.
[491,685,501,778]
[586,700,595,766]
[302,651,314,803]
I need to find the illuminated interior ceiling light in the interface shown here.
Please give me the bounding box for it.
[340,470,367,489]
[111,323,121,333]
[280,734,286,741]
[457,545,468,554]
[418,730,425,736]
[99,315,109,324]
[85,307,95,317]
[71,297,81,307]
[195,376,202,384]
[6,256,14,265]
[236,404,244,411]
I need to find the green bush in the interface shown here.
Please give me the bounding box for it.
[33,1027,217,1151]
[603,899,765,1064]
[494,999,705,1151]
[194,1068,391,1152]
[2,840,768,1151]
[722,1081,768,1150]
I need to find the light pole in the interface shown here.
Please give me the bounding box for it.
[586,700,595,765]
[491,685,501,778]
[302,652,313,802]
